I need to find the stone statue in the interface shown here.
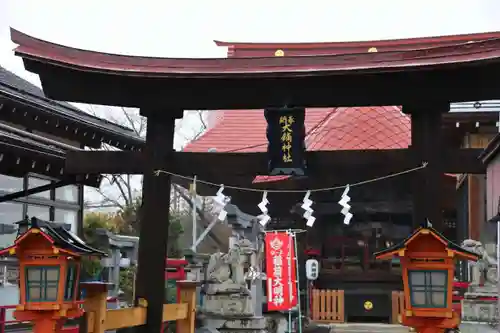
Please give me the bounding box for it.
[202,237,264,318]
[197,207,268,333]
[460,239,498,286]
[460,239,499,329]
[206,238,262,294]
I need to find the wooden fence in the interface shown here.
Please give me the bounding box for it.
[311,289,345,323]
[391,291,405,324]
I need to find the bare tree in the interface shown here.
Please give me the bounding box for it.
[83,106,208,211]
[81,105,229,252]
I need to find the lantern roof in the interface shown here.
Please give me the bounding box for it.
[374,223,479,261]
[0,217,106,257]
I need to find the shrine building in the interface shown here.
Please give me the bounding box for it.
[0,65,144,307]
[183,33,500,322]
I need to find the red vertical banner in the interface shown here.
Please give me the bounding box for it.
[265,232,298,311]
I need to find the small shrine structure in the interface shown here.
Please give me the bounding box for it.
[0,217,106,333]
[375,223,479,332]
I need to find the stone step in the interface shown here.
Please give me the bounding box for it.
[325,323,409,333]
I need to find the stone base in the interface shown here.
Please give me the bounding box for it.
[199,317,267,333]
[205,283,251,295]
[311,323,408,333]
[466,285,498,296]
[202,294,254,317]
[461,298,498,323]
[460,322,496,333]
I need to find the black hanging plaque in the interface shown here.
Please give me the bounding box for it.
[265,107,306,176]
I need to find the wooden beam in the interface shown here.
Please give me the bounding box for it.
[103,307,146,330]
[302,201,414,214]
[407,104,446,230]
[0,180,72,203]
[0,98,101,148]
[162,303,188,321]
[65,148,485,176]
[442,148,485,174]
[0,142,101,186]
[66,151,142,174]
[98,303,188,330]
[29,60,500,109]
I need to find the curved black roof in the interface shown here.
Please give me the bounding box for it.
[32,218,106,256]
[0,66,145,150]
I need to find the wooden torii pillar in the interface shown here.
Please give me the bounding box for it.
[404,103,448,231]
[134,108,183,333]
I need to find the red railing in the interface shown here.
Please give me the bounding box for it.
[163,259,188,333]
[0,298,118,333]
[0,305,17,333]
[0,259,187,333]
[0,304,79,333]
[452,281,498,313]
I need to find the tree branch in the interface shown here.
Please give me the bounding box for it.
[172,184,225,249]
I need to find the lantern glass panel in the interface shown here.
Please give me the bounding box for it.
[28,286,42,301]
[25,266,60,302]
[408,269,448,308]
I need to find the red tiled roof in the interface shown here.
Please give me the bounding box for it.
[183,108,334,153]
[306,106,410,151]
[183,106,411,183]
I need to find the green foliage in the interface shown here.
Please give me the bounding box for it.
[119,266,136,305]
[167,210,185,258]
[113,197,142,236]
[83,212,118,248]
[83,196,187,305]
[81,257,103,281]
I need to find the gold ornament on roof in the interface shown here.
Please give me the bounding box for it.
[368,47,378,53]
[274,49,285,57]
[364,300,373,310]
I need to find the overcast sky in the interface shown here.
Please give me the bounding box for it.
[1,0,500,207]
[2,0,500,77]
[2,1,500,140]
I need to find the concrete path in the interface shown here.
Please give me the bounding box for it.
[306,323,409,333]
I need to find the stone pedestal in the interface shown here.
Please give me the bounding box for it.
[459,239,499,333]
[200,316,267,333]
[460,287,499,332]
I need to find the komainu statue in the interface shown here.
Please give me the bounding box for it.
[460,239,498,286]
[202,237,262,317]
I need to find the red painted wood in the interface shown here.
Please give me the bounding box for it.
[11,28,500,77]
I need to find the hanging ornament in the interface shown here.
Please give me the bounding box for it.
[339,185,353,225]
[301,190,316,227]
[213,185,231,221]
[245,266,265,282]
[258,191,271,227]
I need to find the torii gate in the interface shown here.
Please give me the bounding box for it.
[10,28,500,332]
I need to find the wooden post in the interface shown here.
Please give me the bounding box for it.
[176,281,197,333]
[404,103,449,231]
[134,110,182,333]
[33,317,59,333]
[81,282,111,333]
